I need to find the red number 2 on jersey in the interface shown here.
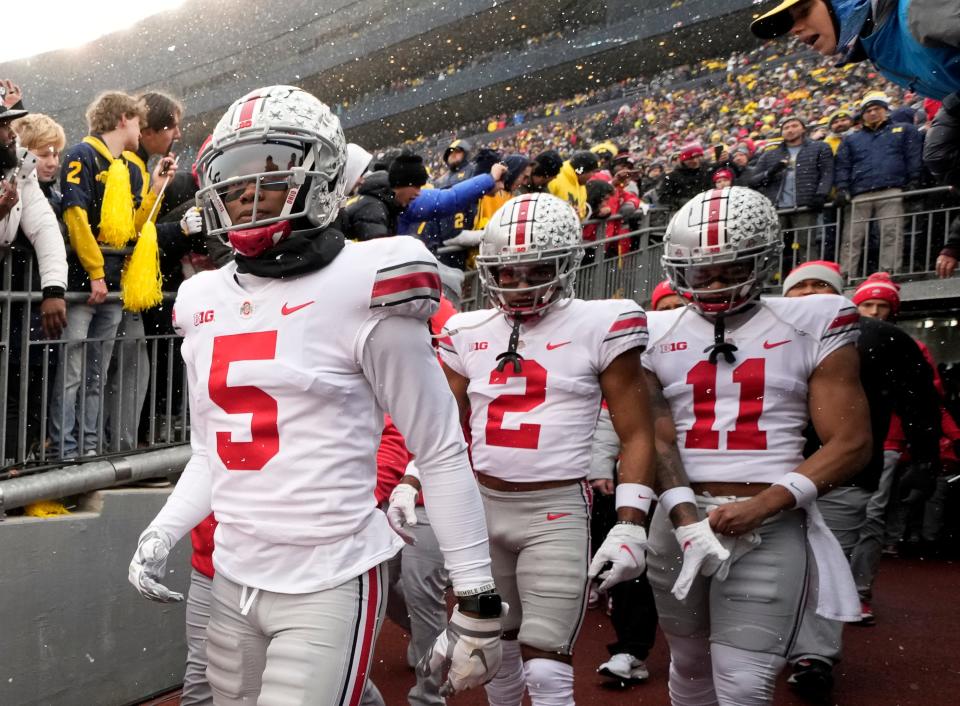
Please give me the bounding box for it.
[208,331,281,470]
[685,358,767,451]
[485,360,548,450]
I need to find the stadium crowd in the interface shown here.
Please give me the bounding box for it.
[1,1,960,703]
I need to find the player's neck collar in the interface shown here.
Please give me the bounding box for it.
[234,226,345,279]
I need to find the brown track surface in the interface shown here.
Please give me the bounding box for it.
[142,557,960,706]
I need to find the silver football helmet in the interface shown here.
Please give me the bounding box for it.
[476,193,584,316]
[195,85,347,257]
[662,187,780,315]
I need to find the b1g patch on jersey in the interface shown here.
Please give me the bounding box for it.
[604,310,648,343]
[370,260,441,308]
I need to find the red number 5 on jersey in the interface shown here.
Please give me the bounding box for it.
[685,358,767,451]
[485,360,548,450]
[208,331,281,470]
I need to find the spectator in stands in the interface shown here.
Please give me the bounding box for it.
[549,150,598,219]
[781,262,942,702]
[432,139,477,268]
[341,153,428,240]
[747,116,833,257]
[649,279,684,311]
[835,92,922,276]
[825,109,854,154]
[49,92,171,458]
[657,143,711,209]
[1,109,68,339]
[711,168,734,189]
[530,149,563,192]
[471,148,511,230]
[726,145,753,181]
[936,217,959,278]
[750,0,960,181]
[108,91,201,451]
[503,154,532,195]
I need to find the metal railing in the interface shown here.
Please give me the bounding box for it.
[1,186,957,475]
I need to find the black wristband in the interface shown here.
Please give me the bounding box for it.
[456,589,502,619]
[42,286,65,300]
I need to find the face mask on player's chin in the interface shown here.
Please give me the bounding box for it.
[227,220,293,258]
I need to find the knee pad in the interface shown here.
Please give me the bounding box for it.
[484,640,525,706]
[523,658,574,706]
[711,643,785,706]
[665,633,717,706]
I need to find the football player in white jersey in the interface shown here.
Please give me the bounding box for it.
[438,192,658,706]
[642,186,872,706]
[127,86,504,705]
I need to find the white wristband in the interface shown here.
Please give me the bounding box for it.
[615,483,655,514]
[658,487,697,516]
[403,460,420,481]
[774,472,818,508]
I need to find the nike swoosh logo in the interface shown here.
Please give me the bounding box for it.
[763,339,791,349]
[682,540,693,552]
[546,341,571,350]
[546,512,571,521]
[282,301,314,316]
[620,544,637,563]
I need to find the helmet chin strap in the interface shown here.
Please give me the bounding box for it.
[704,314,739,365]
[495,316,526,373]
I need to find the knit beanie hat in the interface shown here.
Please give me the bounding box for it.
[852,272,900,314]
[569,150,600,175]
[781,260,844,295]
[678,143,704,162]
[650,280,678,310]
[388,153,428,188]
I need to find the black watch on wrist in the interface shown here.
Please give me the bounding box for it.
[457,589,502,618]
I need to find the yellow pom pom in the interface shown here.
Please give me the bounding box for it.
[121,220,163,312]
[24,500,70,517]
[98,159,136,248]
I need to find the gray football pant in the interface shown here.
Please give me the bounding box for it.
[851,450,901,599]
[399,506,450,706]
[181,569,390,706]
[182,569,214,706]
[205,565,387,706]
[790,485,872,665]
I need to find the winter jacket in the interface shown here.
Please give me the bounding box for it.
[923,92,960,182]
[942,215,960,260]
[836,0,960,101]
[657,164,712,210]
[834,120,922,195]
[340,171,402,240]
[433,162,478,244]
[0,168,68,293]
[397,172,495,236]
[746,139,834,208]
[548,162,588,219]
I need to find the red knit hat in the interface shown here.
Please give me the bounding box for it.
[782,260,844,295]
[852,272,900,314]
[650,280,678,310]
[712,168,734,184]
[678,143,704,162]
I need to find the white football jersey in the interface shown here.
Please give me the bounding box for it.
[171,236,443,593]
[440,299,648,482]
[642,295,859,484]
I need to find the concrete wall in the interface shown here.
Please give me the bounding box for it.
[0,489,191,706]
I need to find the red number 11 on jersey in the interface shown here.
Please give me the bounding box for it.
[208,331,281,470]
[685,358,767,451]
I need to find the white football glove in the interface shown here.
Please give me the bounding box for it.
[588,523,647,592]
[179,206,203,236]
[418,603,508,696]
[129,527,184,603]
[386,482,419,545]
[671,518,731,601]
[443,229,483,248]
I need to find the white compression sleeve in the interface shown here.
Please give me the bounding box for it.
[361,314,493,592]
[148,369,213,544]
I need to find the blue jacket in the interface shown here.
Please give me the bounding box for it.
[836,0,960,100]
[834,121,922,195]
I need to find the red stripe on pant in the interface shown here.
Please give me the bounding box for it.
[347,566,381,706]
